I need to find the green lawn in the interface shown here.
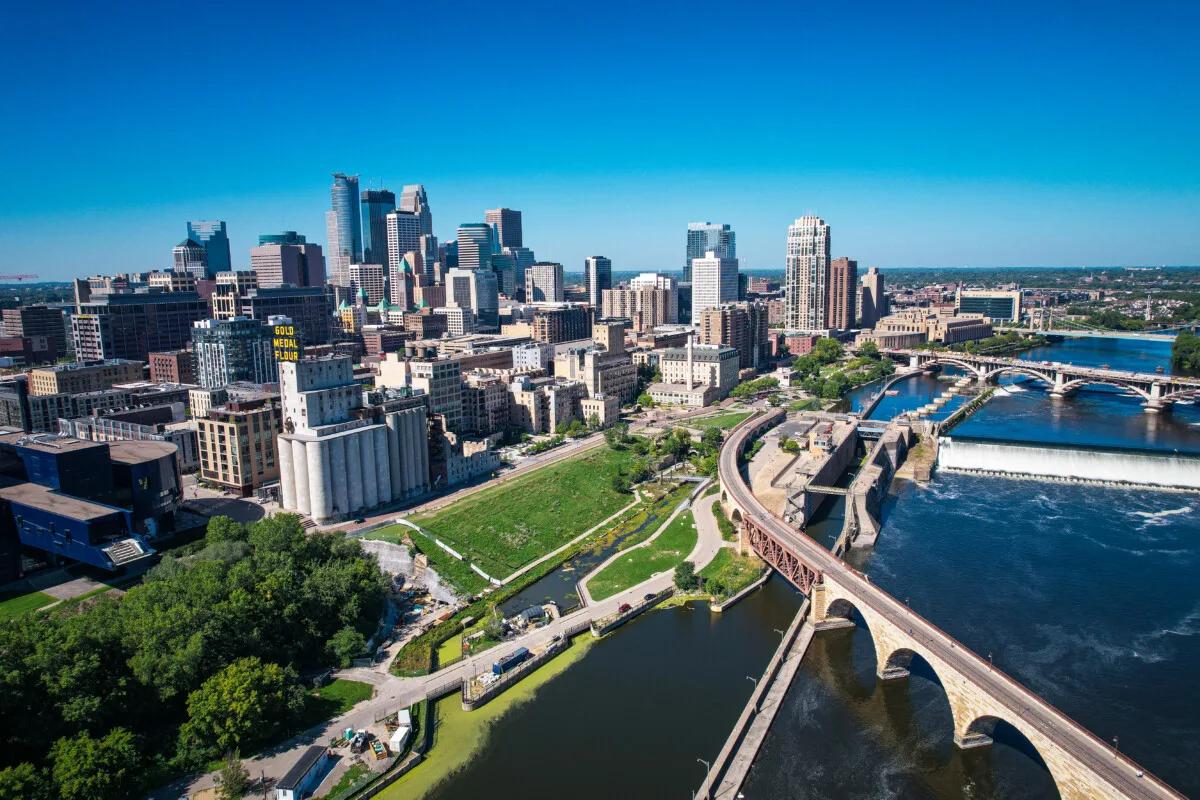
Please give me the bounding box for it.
[0,590,56,621]
[436,632,463,667]
[689,411,752,431]
[404,447,642,578]
[587,510,698,601]
[787,398,821,412]
[299,679,373,729]
[699,548,767,600]
[320,762,372,800]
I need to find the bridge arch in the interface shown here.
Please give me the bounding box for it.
[1059,379,1151,401]
[1161,387,1200,403]
[919,356,987,379]
[980,365,1057,388]
[960,715,1061,798]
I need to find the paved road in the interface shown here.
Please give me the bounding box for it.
[720,411,1184,800]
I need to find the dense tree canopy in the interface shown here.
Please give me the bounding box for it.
[0,514,387,797]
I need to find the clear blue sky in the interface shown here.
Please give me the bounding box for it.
[1,0,1197,279]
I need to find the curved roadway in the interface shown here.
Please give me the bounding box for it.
[719,410,1184,800]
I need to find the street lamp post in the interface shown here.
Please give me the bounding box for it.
[745,675,757,689]
[694,757,712,800]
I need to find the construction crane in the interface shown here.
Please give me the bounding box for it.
[0,274,39,282]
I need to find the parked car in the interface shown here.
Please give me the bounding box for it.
[619,603,632,614]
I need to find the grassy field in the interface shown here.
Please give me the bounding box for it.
[0,590,56,621]
[363,526,491,595]
[689,410,752,431]
[379,637,595,799]
[787,398,821,412]
[587,510,698,601]
[299,679,373,729]
[699,548,767,599]
[404,446,641,578]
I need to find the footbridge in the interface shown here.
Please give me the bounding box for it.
[717,409,1182,800]
[886,348,1200,413]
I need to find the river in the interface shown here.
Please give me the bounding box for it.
[393,335,1200,799]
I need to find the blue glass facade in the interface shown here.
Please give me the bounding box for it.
[360,189,396,265]
[186,220,232,277]
[330,173,362,263]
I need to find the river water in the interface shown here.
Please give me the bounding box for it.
[405,335,1200,799]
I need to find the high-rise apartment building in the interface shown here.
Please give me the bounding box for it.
[530,304,591,344]
[601,287,676,332]
[699,302,770,369]
[685,222,735,282]
[485,208,523,249]
[250,242,326,288]
[360,189,396,266]
[785,216,831,330]
[827,257,858,331]
[172,239,208,279]
[859,267,888,327]
[455,223,494,272]
[525,262,564,303]
[192,317,278,388]
[690,252,739,318]
[584,256,612,308]
[186,221,231,276]
[327,173,362,286]
[399,184,433,236]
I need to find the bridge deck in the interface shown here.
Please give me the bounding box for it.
[719,410,1183,800]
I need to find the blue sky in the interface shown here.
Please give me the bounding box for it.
[1,0,1197,279]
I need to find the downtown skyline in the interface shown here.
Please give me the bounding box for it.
[1,0,1198,279]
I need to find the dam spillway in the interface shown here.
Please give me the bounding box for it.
[936,436,1200,490]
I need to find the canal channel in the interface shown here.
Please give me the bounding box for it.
[386,335,1200,799]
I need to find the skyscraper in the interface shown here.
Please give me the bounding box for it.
[490,251,517,297]
[250,243,326,288]
[456,223,494,272]
[485,208,523,249]
[186,220,231,277]
[327,173,362,286]
[386,211,422,276]
[259,231,307,245]
[191,317,278,388]
[585,256,612,308]
[685,222,735,282]
[826,257,858,331]
[503,246,536,299]
[690,252,739,317]
[785,216,831,330]
[172,238,208,279]
[446,268,499,330]
[859,266,888,328]
[399,184,433,236]
[361,189,396,265]
[525,262,564,303]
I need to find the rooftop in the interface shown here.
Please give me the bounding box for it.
[107,440,178,464]
[0,482,124,522]
[0,430,107,454]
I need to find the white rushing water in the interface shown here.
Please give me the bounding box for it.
[937,437,1200,489]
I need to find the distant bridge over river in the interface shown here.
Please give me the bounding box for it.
[884,348,1200,412]
[717,409,1183,800]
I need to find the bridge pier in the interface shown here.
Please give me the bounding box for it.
[954,729,994,750]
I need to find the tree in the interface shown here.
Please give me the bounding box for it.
[637,392,655,408]
[587,413,602,430]
[206,515,248,545]
[610,470,631,493]
[674,560,699,592]
[780,437,801,454]
[247,514,305,555]
[1173,331,1200,374]
[214,752,251,800]
[325,626,367,668]
[49,728,142,800]
[812,337,843,364]
[0,763,50,800]
[857,340,880,360]
[176,657,303,766]
[700,427,723,452]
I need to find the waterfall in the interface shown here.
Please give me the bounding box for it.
[937,436,1200,490]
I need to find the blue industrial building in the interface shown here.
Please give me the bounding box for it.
[0,430,182,581]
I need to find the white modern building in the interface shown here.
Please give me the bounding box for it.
[446,268,499,331]
[785,215,831,330]
[276,356,430,524]
[525,262,564,303]
[689,251,738,318]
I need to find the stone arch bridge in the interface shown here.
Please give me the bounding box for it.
[884,348,1200,413]
[718,409,1183,800]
